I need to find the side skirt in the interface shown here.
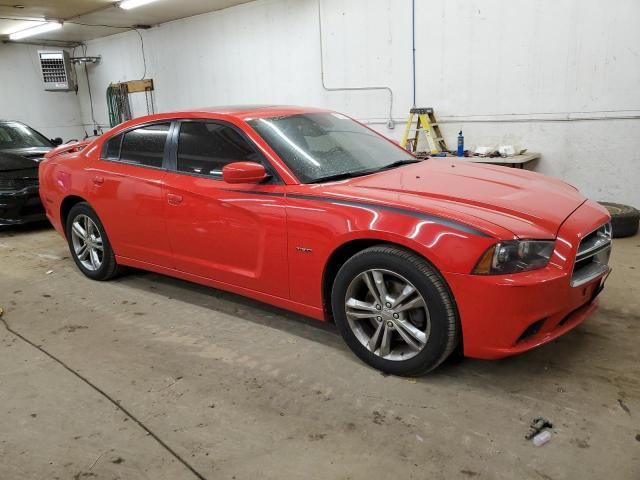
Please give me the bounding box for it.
[115,255,327,322]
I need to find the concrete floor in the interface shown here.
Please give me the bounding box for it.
[0,225,638,480]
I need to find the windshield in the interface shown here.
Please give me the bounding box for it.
[0,122,52,150]
[247,112,417,183]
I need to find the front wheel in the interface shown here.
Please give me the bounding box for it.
[65,202,120,281]
[332,245,460,376]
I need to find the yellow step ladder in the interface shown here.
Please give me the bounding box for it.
[400,107,448,156]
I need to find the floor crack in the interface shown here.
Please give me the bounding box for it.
[0,313,208,480]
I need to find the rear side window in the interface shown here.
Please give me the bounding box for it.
[177,122,261,177]
[103,134,122,159]
[117,123,170,168]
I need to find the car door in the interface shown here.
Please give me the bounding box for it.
[163,119,289,298]
[87,121,175,268]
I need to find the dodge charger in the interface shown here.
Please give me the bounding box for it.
[39,106,611,375]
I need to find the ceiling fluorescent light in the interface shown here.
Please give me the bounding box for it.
[6,20,45,35]
[119,0,159,10]
[9,21,62,40]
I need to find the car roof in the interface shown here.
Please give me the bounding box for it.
[195,105,330,118]
[166,105,330,120]
[106,105,335,135]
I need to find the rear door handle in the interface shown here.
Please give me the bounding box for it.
[92,176,104,186]
[167,193,183,206]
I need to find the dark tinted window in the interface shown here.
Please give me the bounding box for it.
[104,133,122,159]
[177,122,261,177]
[119,123,170,168]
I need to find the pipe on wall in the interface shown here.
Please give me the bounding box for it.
[363,112,640,126]
[412,0,416,107]
[317,0,395,129]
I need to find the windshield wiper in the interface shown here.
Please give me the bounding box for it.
[308,171,370,184]
[372,159,422,172]
[308,159,422,184]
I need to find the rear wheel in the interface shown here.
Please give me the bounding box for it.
[332,245,459,376]
[65,202,120,280]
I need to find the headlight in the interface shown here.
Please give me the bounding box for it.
[473,240,555,275]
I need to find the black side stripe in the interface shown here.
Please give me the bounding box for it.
[287,194,491,238]
[222,190,490,238]
[225,189,285,197]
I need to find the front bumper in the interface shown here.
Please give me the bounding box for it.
[0,185,46,226]
[447,199,611,359]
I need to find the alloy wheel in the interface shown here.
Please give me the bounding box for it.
[70,214,104,271]
[344,268,431,361]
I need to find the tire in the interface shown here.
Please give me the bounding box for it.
[331,245,460,376]
[65,202,120,280]
[598,202,639,238]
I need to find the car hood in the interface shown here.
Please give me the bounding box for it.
[0,151,42,172]
[0,146,51,162]
[327,159,586,238]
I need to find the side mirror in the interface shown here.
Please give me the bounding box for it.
[223,161,268,184]
[51,137,63,146]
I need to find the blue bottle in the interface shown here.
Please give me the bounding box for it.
[457,130,464,157]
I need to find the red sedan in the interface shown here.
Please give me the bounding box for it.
[39,106,612,375]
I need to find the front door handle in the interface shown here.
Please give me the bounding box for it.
[92,176,104,186]
[167,193,183,206]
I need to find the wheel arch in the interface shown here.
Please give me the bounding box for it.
[321,235,457,322]
[60,195,89,236]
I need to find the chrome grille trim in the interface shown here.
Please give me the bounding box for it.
[571,222,611,287]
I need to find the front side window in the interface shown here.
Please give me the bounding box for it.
[247,112,418,183]
[116,123,170,168]
[177,121,262,177]
[0,122,52,150]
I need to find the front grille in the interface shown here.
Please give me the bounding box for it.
[20,202,45,216]
[571,223,611,287]
[0,177,39,190]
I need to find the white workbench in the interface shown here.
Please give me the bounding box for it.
[459,152,541,169]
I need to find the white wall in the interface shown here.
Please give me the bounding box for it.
[76,0,640,206]
[0,44,86,141]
